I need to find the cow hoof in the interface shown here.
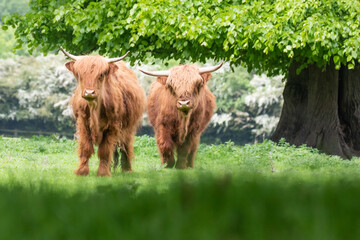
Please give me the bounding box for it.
[74,166,89,176]
[97,167,111,177]
[121,167,132,172]
[175,164,187,170]
[164,159,175,168]
[165,163,174,169]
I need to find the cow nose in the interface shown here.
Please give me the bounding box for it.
[85,90,95,96]
[83,90,96,100]
[178,100,191,112]
[178,100,190,107]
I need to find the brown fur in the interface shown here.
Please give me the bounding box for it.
[66,55,145,176]
[147,64,216,169]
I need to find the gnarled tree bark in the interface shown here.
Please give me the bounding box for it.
[271,61,360,159]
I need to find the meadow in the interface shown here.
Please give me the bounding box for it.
[1,135,360,239]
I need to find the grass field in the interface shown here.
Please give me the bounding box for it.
[1,135,360,239]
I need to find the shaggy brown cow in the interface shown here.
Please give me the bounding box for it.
[61,47,145,176]
[139,63,222,169]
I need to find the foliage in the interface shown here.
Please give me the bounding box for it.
[0,28,16,58]
[0,27,34,57]
[1,135,360,239]
[210,63,252,113]
[0,0,39,57]
[0,0,30,57]
[0,0,28,55]
[0,0,28,22]
[244,74,284,139]
[3,0,360,74]
[208,69,283,143]
[0,54,75,131]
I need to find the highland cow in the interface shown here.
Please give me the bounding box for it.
[139,63,223,169]
[61,47,145,176]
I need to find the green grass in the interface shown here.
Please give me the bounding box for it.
[1,135,360,239]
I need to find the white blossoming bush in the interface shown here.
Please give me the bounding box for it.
[244,74,284,141]
[245,75,284,113]
[205,64,284,144]
[0,53,75,132]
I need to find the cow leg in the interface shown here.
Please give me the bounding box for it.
[156,125,175,168]
[120,148,132,172]
[186,136,200,168]
[112,147,120,172]
[176,139,192,169]
[97,132,116,177]
[74,124,94,176]
[120,134,134,172]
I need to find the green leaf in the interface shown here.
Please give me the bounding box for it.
[107,11,114,17]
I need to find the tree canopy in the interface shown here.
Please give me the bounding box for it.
[0,0,28,22]
[3,0,360,75]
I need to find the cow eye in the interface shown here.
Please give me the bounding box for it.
[167,85,176,96]
[194,82,202,95]
[99,73,105,80]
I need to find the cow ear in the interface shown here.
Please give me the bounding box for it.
[65,61,75,72]
[109,63,119,74]
[200,73,212,83]
[157,76,168,85]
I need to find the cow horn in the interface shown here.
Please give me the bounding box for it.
[138,68,170,77]
[60,46,80,61]
[199,62,224,74]
[106,51,130,63]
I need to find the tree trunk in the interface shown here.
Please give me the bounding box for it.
[271,62,360,159]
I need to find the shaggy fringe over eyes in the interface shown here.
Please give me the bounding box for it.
[73,56,109,82]
[167,65,203,95]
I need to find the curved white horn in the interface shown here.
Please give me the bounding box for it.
[60,46,80,61]
[138,68,170,77]
[199,62,223,74]
[106,51,130,63]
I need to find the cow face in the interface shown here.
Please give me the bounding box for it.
[157,65,212,115]
[61,47,129,104]
[139,62,222,115]
[65,56,118,103]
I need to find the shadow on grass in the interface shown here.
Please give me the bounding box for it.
[1,174,360,240]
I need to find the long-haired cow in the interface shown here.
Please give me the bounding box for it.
[61,47,145,176]
[139,63,222,169]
